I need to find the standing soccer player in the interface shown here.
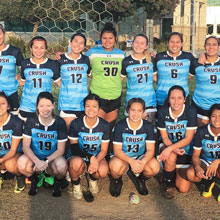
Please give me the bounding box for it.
[192,36,220,127]
[155,32,195,107]
[57,33,91,131]
[121,33,157,123]
[86,23,125,131]
[0,24,24,115]
[19,36,60,121]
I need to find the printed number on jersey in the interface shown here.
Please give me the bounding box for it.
[127,144,139,153]
[39,141,52,151]
[0,142,10,150]
[137,74,148,83]
[210,75,217,84]
[209,151,220,158]
[104,67,118,76]
[171,69,178,78]
[83,144,97,152]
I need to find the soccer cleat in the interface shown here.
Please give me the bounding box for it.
[28,175,39,196]
[163,187,175,199]
[217,194,220,203]
[14,175,25,193]
[109,175,123,197]
[127,170,148,195]
[52,179,62,197]
[89,180,99,194]
[202,182,215,198]
[72,184,83,199]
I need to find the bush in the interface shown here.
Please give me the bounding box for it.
[7,36,27,57]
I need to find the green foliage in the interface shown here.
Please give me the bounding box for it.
[6,36,28,57]
[135,0,179,19]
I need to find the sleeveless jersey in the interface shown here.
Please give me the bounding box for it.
[113,118,155,159]
[156,51,195,106]
[0,45,23,96]
[69,116,110,157]
[0,114,23,156]
[122,55,156,108]
[86,46,125,100]
[57,53,91,111]
[20,58,60,112]
[194,124,220,162]
[192,58,220,110]
[23,116,67,160]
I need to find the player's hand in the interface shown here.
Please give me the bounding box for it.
[173,148,185,156]
[34,160,48,172]
[54,52,63,60]
[129,159,144,174]
[195,166,206,179]
[198,53,206,65]
[159,146,172,162]
[206,160,219,177]
[88,156,98,174]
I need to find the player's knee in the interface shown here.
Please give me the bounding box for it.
[54,159,67,175]
[17,156,28,172]
[177,183,190,193]
[98,166,108,178]
[5,161,17,173]
[69,157,84,172]
[186,166,195,181]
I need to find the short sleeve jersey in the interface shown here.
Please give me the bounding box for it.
[121,55,157,108]
[0,45,23,96]
[194,124,220,162]
[192,58,220,110]
[156,51,195,106]
[57,53,91,111]
[20,58,60,112]
[157,105,197,155]
[23,116,67,160]
[0,114,23,156]
[86,46,125,100]
[113,118,155,158]
[69,116,110,157]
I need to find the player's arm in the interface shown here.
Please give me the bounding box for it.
[191,148,206,179]
[96,141,109,162]
[0,138,21,164]
[114,143,144,173]
[141,142,155,165]
[159,129,195,162]
[206,158,220,178]
[46,140,66,162]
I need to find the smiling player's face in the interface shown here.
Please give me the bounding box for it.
[30,40,46,60]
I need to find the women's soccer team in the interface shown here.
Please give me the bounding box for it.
[0,22,220,203]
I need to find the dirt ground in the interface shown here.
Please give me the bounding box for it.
[0,172,219,220]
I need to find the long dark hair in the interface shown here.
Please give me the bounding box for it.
[209,104,220,118]
[164,85,186,107]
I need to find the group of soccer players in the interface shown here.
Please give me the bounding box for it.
[0,22,220,203]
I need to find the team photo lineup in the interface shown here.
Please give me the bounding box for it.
[0,20,220,205]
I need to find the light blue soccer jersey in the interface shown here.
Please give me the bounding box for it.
[122,55,156,108]
[23,116,67,160]
[156,51,195,106]
[69,116,110,157]
[58,53,90,111]
[113,118,155,159]
[20,58,60,112]
[0,114,23,156]
[193,59,220,110]
[157,105,197,155]
[194,124,220,162]
[0,45,23,96]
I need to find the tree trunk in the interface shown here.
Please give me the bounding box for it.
[32,22,39,37]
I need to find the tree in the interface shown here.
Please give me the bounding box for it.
[135,0,180,19]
